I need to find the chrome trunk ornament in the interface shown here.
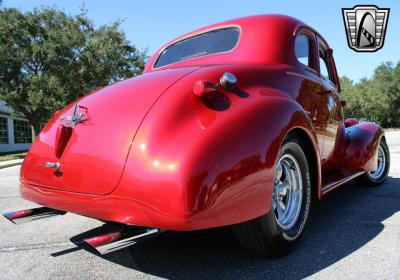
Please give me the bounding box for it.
[59,103,88,128]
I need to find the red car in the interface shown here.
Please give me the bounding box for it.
[5,15,390,257]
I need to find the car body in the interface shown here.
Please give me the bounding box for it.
[17,15,389,255]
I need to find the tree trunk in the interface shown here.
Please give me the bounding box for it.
[32,121,42,137]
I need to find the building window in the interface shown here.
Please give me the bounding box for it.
[0,117,8,144]
[13,119,32,144]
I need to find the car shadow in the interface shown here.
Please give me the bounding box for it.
[56,176,400,279]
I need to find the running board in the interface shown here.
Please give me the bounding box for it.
[3,207,66,224]
[84,227,163,255]
[321,171,365,194]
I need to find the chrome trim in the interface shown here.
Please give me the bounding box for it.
[321,171,365,192]
[286,71,321,84]
[369,145,386,179]
[220,72,237,89]
[85,228,162,255]
[44,161,61,171]
[59,103,87,128]
[3,207,66,225]
[272,153,303,230]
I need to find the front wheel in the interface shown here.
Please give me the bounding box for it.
[232,136,311,257]
[359,138,390,186]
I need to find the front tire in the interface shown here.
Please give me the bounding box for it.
[232,136,311,257]
[359,138,390,186]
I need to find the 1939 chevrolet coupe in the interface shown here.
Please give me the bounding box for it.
[4,15,390,257]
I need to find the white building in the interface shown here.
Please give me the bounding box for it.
[0,101,33,153]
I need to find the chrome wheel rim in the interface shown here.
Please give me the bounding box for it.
[272,154,303,230]
[369,145,386,179]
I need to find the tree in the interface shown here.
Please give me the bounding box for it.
[0,7,147,135]
[340,61,400,128]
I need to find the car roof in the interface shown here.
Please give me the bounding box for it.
[144,14,329,73]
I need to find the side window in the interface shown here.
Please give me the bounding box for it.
[295,34,315,69]
[319,47,333,83]
[319,53,330,80]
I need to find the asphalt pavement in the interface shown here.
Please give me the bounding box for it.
[0,131,399,280]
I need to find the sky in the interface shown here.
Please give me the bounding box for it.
[3,0,400,81]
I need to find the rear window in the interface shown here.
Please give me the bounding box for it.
[154,27,240,68]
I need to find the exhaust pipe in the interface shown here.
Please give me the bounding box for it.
[3,208,162,254]
[84,227,163,255]
[3,207,66,224]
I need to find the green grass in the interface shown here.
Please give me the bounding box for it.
[0,151,27,162]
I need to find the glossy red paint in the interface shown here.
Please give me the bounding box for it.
[20,15,384,230]
[21,67,198,195]
[192,80,217,97]
[344,117,359,127]
[343,122,383,172]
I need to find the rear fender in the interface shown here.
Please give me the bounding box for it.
[184,96,321,227]
[344,122,383,171]
[114,62,321,230]
[117,72,321,229]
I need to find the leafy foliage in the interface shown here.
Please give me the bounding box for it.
[340,61,400,128]
[0,7,147,134]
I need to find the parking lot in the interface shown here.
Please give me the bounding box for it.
[0,131,399,280]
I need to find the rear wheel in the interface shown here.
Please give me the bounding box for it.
[232,136,311,257]
[359,138,390,186]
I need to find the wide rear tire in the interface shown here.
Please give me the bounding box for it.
[232,136,311,257]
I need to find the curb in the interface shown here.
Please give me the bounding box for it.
[0,160,24,169]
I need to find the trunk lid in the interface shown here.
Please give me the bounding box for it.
[21,67,198,194]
